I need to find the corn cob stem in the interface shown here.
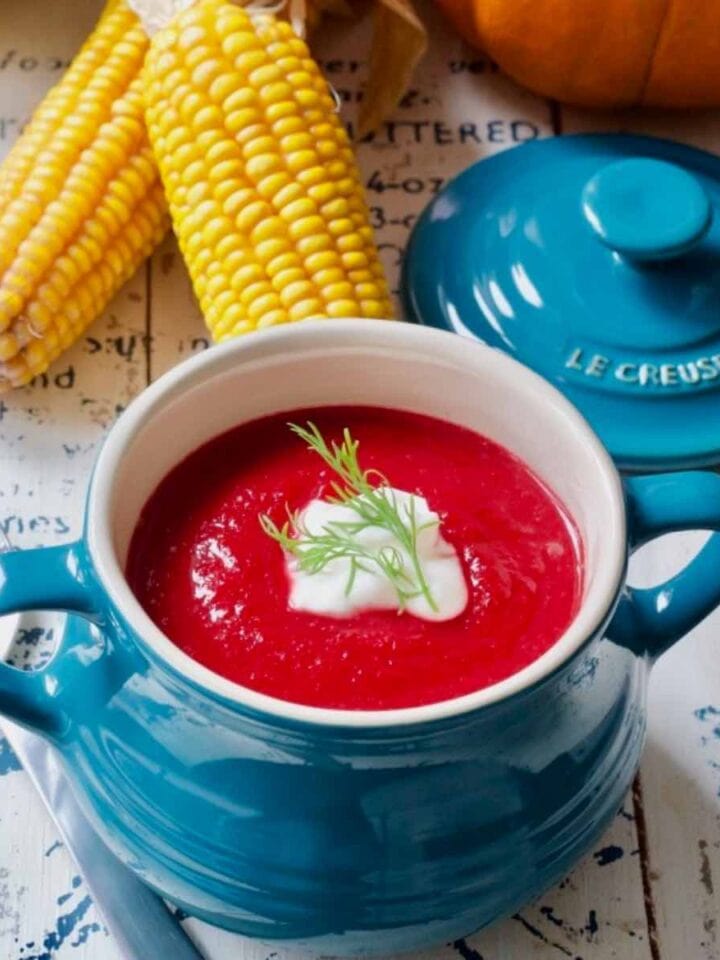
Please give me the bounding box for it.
[144,0,393,339]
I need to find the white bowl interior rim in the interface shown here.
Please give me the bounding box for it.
[87,320,626,727]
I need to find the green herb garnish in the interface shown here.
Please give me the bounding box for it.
[259,422,439,613]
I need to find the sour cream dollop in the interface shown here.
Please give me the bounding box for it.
[286,487,468,622]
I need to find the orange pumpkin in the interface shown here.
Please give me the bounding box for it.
[435,0,720,109]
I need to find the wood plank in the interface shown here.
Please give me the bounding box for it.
[632,538,720,960]
[0,709,118,960]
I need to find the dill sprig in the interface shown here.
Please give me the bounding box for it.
[259,422,439,612]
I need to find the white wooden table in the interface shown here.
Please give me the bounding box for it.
[1,2,719,958]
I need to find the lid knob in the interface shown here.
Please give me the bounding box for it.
[581,158,713,261]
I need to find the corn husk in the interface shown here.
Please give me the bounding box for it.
[358,0,426,134]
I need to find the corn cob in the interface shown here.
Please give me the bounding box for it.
[143,0,393,339]
[0,0,169,391]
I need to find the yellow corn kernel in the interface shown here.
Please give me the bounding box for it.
[306,250,340,273]
[288,298,324,321]
[297,234,333,257]
[235,200,269,233]
[220,184,254,213]
[239,280,273,307]
[231,264,265,290]
[247,292,283,320]
[327,299,361,318]
[226,109,262,136]
[278,279,316,306]
[251,307,284,327]
[313,268,345,287]
[342,250,370,270]
[254,237,288,264]
[321,281,355,301]
[271,267,305,290]
[221,86,257,114]
[266,252,301,278]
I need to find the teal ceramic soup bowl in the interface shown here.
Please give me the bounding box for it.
[2,319,720,955]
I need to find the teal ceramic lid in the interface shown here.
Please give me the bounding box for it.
[401,134,720,470]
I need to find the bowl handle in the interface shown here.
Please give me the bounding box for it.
[609,472,720,660]
[0,542,102,735]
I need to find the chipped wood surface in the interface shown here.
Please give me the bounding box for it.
[0,0,718,957]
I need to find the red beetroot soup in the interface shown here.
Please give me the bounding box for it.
[126,406,583,710]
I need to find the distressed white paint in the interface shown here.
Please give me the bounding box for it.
[0,0,718,957]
